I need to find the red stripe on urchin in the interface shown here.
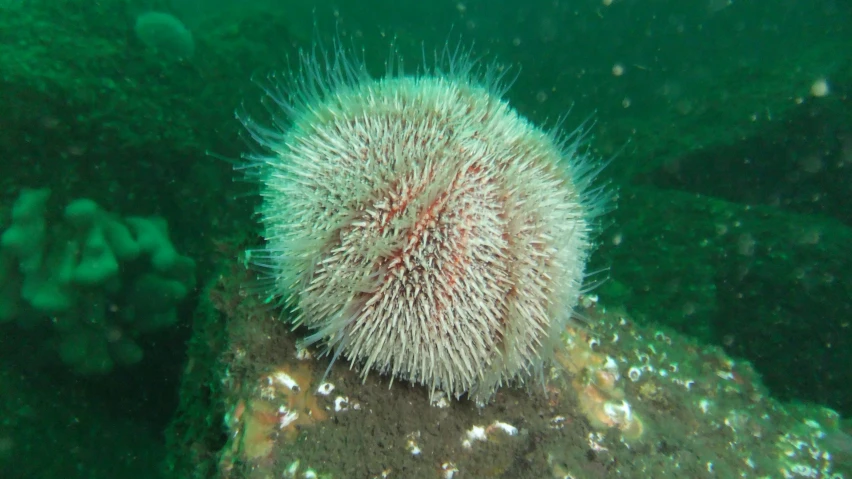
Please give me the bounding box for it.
[370,162,497,321]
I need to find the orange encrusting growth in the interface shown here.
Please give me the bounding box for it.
[219,362,329,473]
[555,325,645,441]
[260,363,329,441]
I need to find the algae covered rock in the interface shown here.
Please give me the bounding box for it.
[164,251,852,479]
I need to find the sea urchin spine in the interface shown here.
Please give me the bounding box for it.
[240,42,606,402]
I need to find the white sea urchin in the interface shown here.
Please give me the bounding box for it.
[240,42,606,402]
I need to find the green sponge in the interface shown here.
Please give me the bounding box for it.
[126,217,182,272]
[0,188,51,274]
[0,188,196,375]
[65,199,123,286]
[0,188,75,315]
[19,241,77,314]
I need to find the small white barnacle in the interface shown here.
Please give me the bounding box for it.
[316,382,335,396]
[334,396,350,412]
[271,371,300,392]
[628,366,642,382]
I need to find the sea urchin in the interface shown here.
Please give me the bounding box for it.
[240,42,605,402]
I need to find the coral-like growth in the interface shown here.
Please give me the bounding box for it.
[133,11,195,60]
[0,188,196,374]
